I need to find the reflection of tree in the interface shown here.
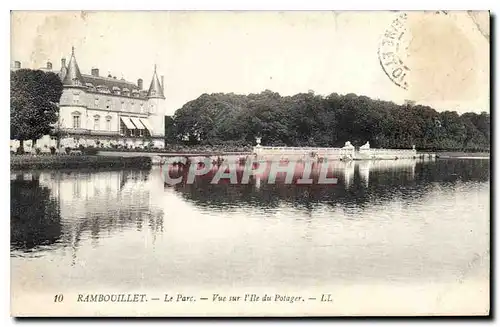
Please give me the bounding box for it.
[171,160,490,211]
[416,159,490,183]
[11,174,61,251]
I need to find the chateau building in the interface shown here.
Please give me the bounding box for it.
[11,47,168,152]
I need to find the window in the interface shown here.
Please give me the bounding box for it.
[150,104,155,114]
[106,116,112,131]
[106,99,111,110]
[140,103,144,113]
[73,93,80,105]
[121,102,125,111]
[94,115,100,130]
[72,115,81,129]
[94,98,99,108]
[120,120,125,135]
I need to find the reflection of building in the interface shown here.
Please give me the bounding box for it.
[357,159,416,187]
[341,161,355,188]
[33,170,164,260]
[11,47,168,151]
[358,161,372,187]
[38,170,154,216]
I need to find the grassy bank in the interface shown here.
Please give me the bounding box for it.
[10,155,152,170]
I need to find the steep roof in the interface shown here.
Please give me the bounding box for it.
[62,47,85,86]
[59,64,67,80]
[58,47,158,98]
[82,74,139,91]
[147,65,165,99]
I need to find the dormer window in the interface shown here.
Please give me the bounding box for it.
[122,88,130,97]
[97,85,109,94]
[112,86,121,95]
[86,82,95,91]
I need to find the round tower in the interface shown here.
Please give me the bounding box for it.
[146,65,166,148]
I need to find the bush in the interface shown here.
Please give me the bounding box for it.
[65,147,71,155]
[35,147,41,155]
[49,146,56,155]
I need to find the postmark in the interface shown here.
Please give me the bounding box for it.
[378,13,410,90]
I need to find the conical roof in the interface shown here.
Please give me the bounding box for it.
[147,65,165,99]
[58,64,67,81]
[62,47,84,86]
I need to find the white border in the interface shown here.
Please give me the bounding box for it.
[2,0,497,326]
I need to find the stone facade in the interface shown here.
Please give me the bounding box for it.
[11,47,168,153]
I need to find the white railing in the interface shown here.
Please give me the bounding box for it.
[253,145,418,160]
[253,145,355,159]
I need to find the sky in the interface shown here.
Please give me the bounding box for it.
[10,10,490,116]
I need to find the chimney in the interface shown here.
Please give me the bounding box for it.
[161,75,164,92]
[47,61,52,70]
[14,61,21,69]
[61,58,66,68]
[91,68,99,77]
[137,78,143,90]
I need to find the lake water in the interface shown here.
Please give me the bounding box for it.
[10,158,490,315]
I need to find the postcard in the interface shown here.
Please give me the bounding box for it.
[10,10,490,317]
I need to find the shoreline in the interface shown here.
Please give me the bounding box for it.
[10,155,152,170]
[10,150,490,170]
[434,151,490,158]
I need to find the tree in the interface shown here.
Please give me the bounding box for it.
[164,115,176,145]
[170,90,490,152]
[11,69,63,153]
